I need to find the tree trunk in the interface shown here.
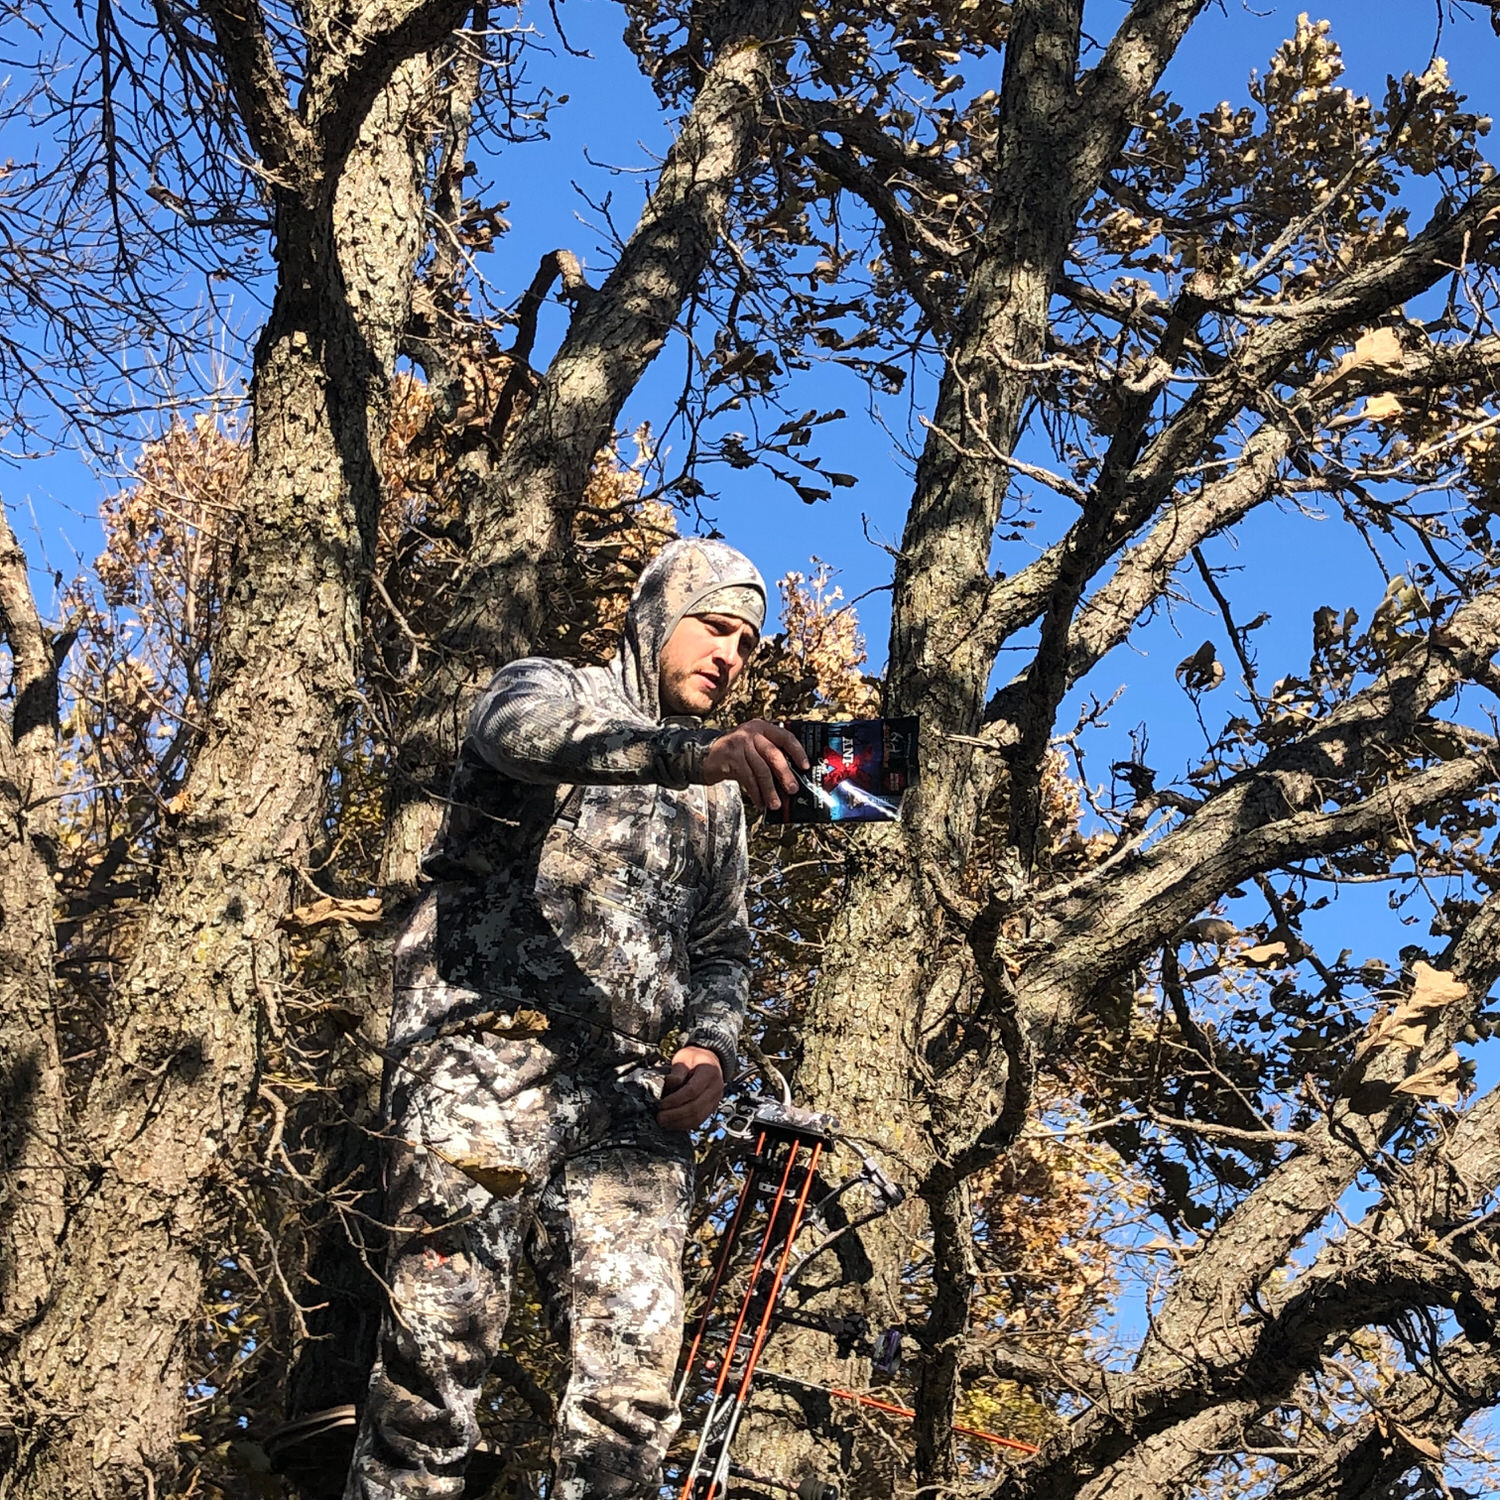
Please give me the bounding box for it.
[0,509,67,1343]
[3,64,430,1500]
[740,5,1092,1486]
[280,920,396,1425]
[738,2,1209,1489]
[739,843,936,1495]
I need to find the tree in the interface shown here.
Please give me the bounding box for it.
[4,3,1500,1499]
[722,10,1500,1500]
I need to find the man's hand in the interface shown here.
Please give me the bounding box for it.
[702,719,810,812]
[657,1046,725,1132]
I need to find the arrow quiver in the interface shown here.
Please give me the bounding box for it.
[673,1097,904,1500]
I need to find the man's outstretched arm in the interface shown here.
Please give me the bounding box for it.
[468,658,719,788]
[469,657,809,806]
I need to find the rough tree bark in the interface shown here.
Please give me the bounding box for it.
[735,4,1500,1495]
[741,2,1211,1489]
[273,0,806,1454]
[6,4,1500,1496]
[0,507,67,1342]
[0,13,455,1494]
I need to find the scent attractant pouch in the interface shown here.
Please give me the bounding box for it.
[777,717,919,824]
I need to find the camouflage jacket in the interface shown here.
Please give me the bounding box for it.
[396,541,762,1079]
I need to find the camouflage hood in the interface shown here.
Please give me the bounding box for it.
[610,538,766,721]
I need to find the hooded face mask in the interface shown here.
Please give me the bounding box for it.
[611,539,767,720]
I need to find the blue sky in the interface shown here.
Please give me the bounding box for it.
[464,1,1500,867]
[12,0,1492,628]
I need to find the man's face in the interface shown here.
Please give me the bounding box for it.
[658,612,759,716]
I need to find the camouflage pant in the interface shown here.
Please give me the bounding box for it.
[344,1030,694,1500]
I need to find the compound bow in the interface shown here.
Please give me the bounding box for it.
[673,1095,1038,1500]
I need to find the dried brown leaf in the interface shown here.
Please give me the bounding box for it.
[1175,640,1225,692]
[280,896,384,931]
[427,1141,530,1199]
[1362,392,1403,422]
[1325,326,1405,390]
[1179,917,1238,947]
[1391,1423,1444,1461]
[1391,1049,1463,1107]
[460,1007,550,1040]
[1241,941,1290,966]
[1370,961,1466,1049]
[447,1158,529,1199]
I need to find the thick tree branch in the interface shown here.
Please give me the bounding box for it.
[799,138,953,329]
[1270,1336,1500,1499]
[1026,585,1500,1033]
[776,95,975,195]
[985,417,1294,737]
[206,0,468,203]
[997,0,1217,798]
[976,175,1500,672]
[0,505,66,1335]
[382,1,801,882]
[309,0,472,172]
[1138,888,1500,1364]
[0,506,57,781]
[461,2,797,647]
[1368,331,1500,394]
[1008,1075,1500,1500]
[487,248,595,442]
[1074,0,1211,189]
[198,0,316,187]
[886,0,1089,870]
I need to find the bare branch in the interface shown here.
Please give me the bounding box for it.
[488,249,595,442]
[1137,898,1500,1374]
[0,503,66,1332]
[0,504,58,785]
[1009,1073,1500,1500]
[1269,1336,1500,1499]
[798,140,952,329]
[1026,587,1500,1036]
[1075,0,1213,190]
[978,175,1500,667]
[990,418,1294,739]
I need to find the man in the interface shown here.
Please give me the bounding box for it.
[346,538,809,1500]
